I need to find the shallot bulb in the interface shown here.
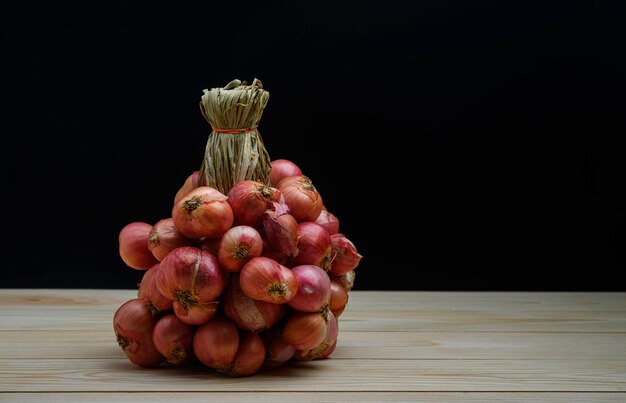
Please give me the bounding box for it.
[295,310,338,360]
[287,265,331,312]
[198,236,222,256]
[148,218,192,261]
[262,328,296,369]
[328,233,362,276]
[113,299,163,367]
[193,317,239,369]
[138,264,173,315]
[282,310,328,351]
[119,222,158,270]
[289,222,331,271]
[218,226,263,272]
[172,186,233,239]
[152,314,195,365]
[261,202,299,258]
[240,257,298,304]
[223,275,285,332]
[157,246,226,325]
[332,270,356,292]
[329,280,349,317]
[173,300,218,325]
[218,333,266,377]
[227,180,281,227]
[261,240,289,265]
[315,210,340,235]
[174,171,204,204]
[277,175,323,222]
[269,159,302,187]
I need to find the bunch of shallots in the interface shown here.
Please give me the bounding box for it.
[114,159,361,376]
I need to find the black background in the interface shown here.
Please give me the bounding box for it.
[2,1,625,290]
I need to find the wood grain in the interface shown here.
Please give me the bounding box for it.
[0,289,625,401]
[2,392,626,403]
[2,290,625,332]
[2,330,626,360]
[1,358,626,392]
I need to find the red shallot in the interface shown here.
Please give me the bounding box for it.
[119,222,158,270]
[329,280,349,317]
[261,202,299,258]
[148,218,192,261]
[172,186,233,239]
[240,257,298,304]
[158,246,226,324]
[227,180,281,227]
[269,159,302,187]
[113,299,163,367]
[137,264,172,315]
[328,233,362,276]
[289,222,331,270]
[287,265,331,312]
[218,226,263,272]
[277,175,323,222]
[152,314,195,365]
[315,209,340,235]
[193,317,239,369]
[223,275,285,332]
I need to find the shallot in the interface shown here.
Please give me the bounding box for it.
[277,175,323,222]
[158,246,226,324]
[287,265,331,312]
[218,226,263,272]
[227,180,281,227]
[152,314,195,365]
[113,299,163,367]
[240,257,298,304]
[269,159,302,187]
[172,186,233,239]
[119,222,158,270]
[148,218,192,261]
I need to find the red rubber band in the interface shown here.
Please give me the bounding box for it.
[211,127,256,134]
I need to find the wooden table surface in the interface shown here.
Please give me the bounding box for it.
[1,290,625,402]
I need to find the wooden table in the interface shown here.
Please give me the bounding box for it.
[1,290,625,402]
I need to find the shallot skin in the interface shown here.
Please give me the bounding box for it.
[315,209,340,235]
[223,275,285,332]
[262,204,299,258]
[294,310,338,361]
[332,270,356,292]
[328,233,362,276]
[174,171,202,204]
